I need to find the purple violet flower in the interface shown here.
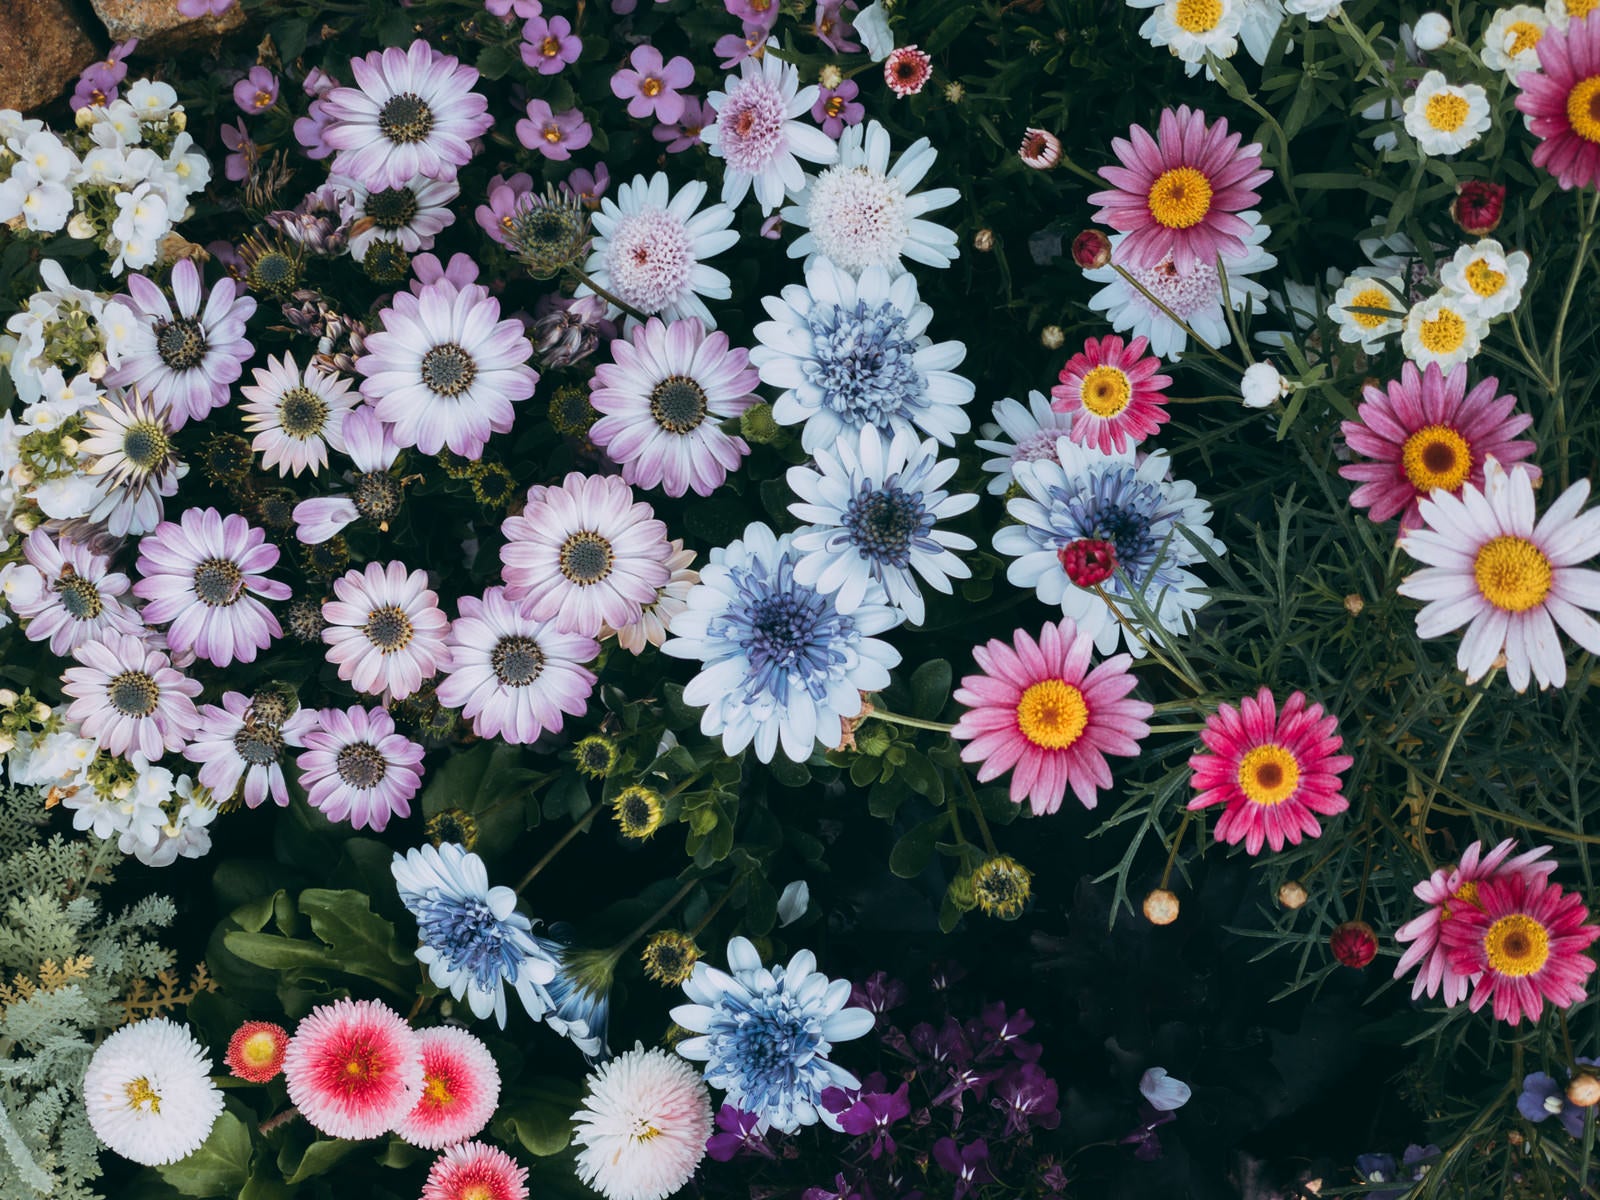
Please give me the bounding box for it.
[302,67,337,99]
[292,99,337,159]
[521,14,581,74]
[704,1105,774,1162]
[220,118,261,181]
[233,65,280,115]
[811,79,864,138]
[993,1063,1060,1135]
[933,1138,993,1200]
[725,0,780,27]
[485,0,542,19]
[653,96,712,153]
[610,45,695,123]
[516,100,592,160]
[834,1083,911,1158]
[1519,1071,1590,1139]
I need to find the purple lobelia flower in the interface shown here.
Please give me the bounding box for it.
[610,46,694,124]
[831,1082,910,1158]
[322,561,451,701]
[726,0,780,27]
[234,66,280,115]
[704,1105,773,1162]
[993,1063,1060,1135]
[521,14,581,74]
[1519,1066,1597,1139]
[516,100,592,160]
[183,692,316,808]
[848,971,908,1024]
[811,80,864,139]
[475,172,535,246]
[971,1001,1042,1062]
[802,1175,866,1200]
[653,96,713,153]
[133,507,290,666]
[62,632,201,760]
[105,258,256,429]
[292,406,404,545]
[932,1138,993,1199]
[8,530,143,655]
[296,705,424,831]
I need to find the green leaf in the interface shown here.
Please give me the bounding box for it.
[889,815,947,879]
[299,888,414,995]
[279,1138,356,1185]
[495,1077,583,1156]
[908,659,953,721]
[897,749,944,805]
[156,1103,253,1197]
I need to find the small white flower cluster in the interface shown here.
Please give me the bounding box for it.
[0,81,210,275]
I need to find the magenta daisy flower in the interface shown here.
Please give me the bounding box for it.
[1514,14,1600,191]
[1050,334,1172,454]
[1089,105,1272,274]
[589,318,758,497]
[1394,839,1557,1005]
[500,473,674,637]
[296,704,426,831]
[357,276,538,459]
[1186,688,1353,856]
[322,561,451,701]
[437,586,600,744]
[183,692,317,809]
[1339,362,1538,531]
[239,352,358,478]
[422,1141,529,1200]
[950,617,1154,814]
[1441,873,1600,1025]
[9,530,142,655]
[394,1026,501,1151]
[133,508,290,667]
[62,632,202,760]
[319,40,493,190]
[104,258,256,428]
[702,49,840,215]
[283,998,423,1140]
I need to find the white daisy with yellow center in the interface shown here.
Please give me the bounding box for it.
[1128,0,1244,75]
[1403,71,1492,156]
[1482,5,1557,73]
[1548,0,1594,21]
[1400,291,1488,371]
[1438,238,1531,318]
[1329,272,1406,352]
[82,1018,224,1166]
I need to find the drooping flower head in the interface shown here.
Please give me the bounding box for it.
[82,1018,223,1166]
[296,704,426,831]
[422,1140,529,1200]
[322,561,451,700]
[62,633,201,760]
[571,1043,714,1200]
[1514,14,1600,190]
[284,998,424,1140]
[395,1026,502,1150]
[1050,334,1171,455]
[703,47,840,215]
[226,1021,289,1083]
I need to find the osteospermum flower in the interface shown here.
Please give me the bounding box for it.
[183,691,317,808]
[1401,291,1487,371]
[437,586,599,744]
[601,539,699,654]
[1515,13,1600,190]
[1089,105,1272,273]
[395,1026,501,1150]
[239,352,357,477]
[226,1021,289,1083]
[671,937,873,1133]
[1186,688,1353,855]
[322,561,451,700]
[8,530,143,655]
[296,704,426,830]
[662,523,903,763]
[82,1019,223,1166]
[1404,71,1492,157]
[81,389,187,537]
[976,391,1077,495]
[572,1043,713,1200]
[1394,839,1557,1004]
[284,998,423,1140]
[422,1140,529,1200]
[1441,873,1600,1025]
[951,617,1154,814]
[1050,334,1171,454]
[1329,272,1406,352]
[342,173,460,262]
[500,473,673,637]
[1438,238,1531,318]
[320,40,493,190]
[62,633,201,760]
[1398,460,1600,691]
[702,47,840,215]
[589,317,759,497]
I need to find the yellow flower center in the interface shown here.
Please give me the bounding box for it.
[1236,743,1300,806]
[1566,76,1600,143]
[1401,424,1472,492]
[641,77,663,97]
[1425,91,1470,133]
[1505,20,1543,56]
[543,124,562,144]
[541,35,560,57]
[240,1031,279,1068]
[1146,167,1213,230]
[1473,535,1553,612]
[1440,878,1479,921]
[1563,0,1597,17]
[1463,258,1507,297]
[1174,0,1224,33]
[462,1186,494,1200]
[1417,307,1467,354]
[1015,679,1089,750]
[124,1076,162,1112]
[423,1071,455,1108]
[1347,286,1397,330]
[253,89,274,109]
[1079,365,1133,418]
[1482,912,1551,976]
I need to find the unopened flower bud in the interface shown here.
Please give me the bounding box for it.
[86,352,108,380]
[1040,324,1065,350]
[1569,1075,1600,1108]
[1018,127,1062,169]
[13,511,37,534]
[1330,920,1378,968]
[67,213,96,239]
[1413,12,1451,50]
[1241,361,1287,408]
[973,228,994,252]
[739,401,782,445]
[1451,180,1505,236]
[819,64,843,89]
[1278,881,1308,910]
[1344,593,1365,616]
[1072,229,1112,270]
[531,295,608,369]
[0,689,17,708]
[1143,888,1179,925]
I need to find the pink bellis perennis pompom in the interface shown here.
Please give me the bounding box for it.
[282,998,423,1140]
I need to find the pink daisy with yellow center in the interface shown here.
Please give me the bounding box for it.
[1187,688,1353,856]
[225,1021,288,1083]
[1050,334,1172,454]
[422,1140,529,1200]
[1514,14,1600,191]
[282,998,422,1140]
[395,1026,501,1150]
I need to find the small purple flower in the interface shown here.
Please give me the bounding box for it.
[610,45,694,124]
[971,1001,1041,1061]
[833,1083,910,1158]
[475,171,535,245]
[71,60,124,112]
[233,66,280,115]
[814,0,862,53]
[561,162,610,209]
[759,214,783,240]
[811,79,864,139]
[485,0,542,18]
[521,14,581,75]
[220,118,260,181]
[725,0,780,27]
[932,1138,993,1200]
[302,67,337,98]
[912,1016,973,1066]
[993,1063,1060,1135]
[802,1175,865,1200]
[1355,1146,1440,1200]
[292,99,337,160]
[176,0,235,15]
[714,26,770,70]
[653,96,712,153]
[704,1105,773,1162]
[1120,1103,1177,1162]
[849,971,908,1024]
[516,100,592,160]
[1519,1072,1588,1139]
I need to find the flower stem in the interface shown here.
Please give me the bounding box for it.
[866,709,956,734]
[1091,583,1206,695]
[566,264,649,324]
[1159,813,1193,890]
[1109,265,1245,372]
[1545,187,1600,490]
[1413,671,1496,851]
[517,800,603,892]
[258,1107,301,1136]
[609,876,700,957]
[958,769,999,856]
[688,868,753,939]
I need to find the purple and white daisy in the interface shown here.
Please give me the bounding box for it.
[323,561,451,701]
[601,539,698,655]
[975,391,1076,496]
[437,587,600,744]
[702,47,840,215]
[133,508,290,667]
[296,705,425,831]
[239,352,358,478]
[589,317,758,498]
[81,389,188,537]
[292,406,405,545]
[340,173,460,262]
[319,40,493,191]
[578,173,738,328]
[183,693,317,809]
[357,275,538,459]
[8,530,143,655]
[62,633,202,760]
[104,258,256,429]
[500,473,673,638]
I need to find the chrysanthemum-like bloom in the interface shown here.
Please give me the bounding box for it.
[884,46,932,97]
[239,352,357,478]
[320,40,493,190]
[951,617,1153,814]
[663,523,902,763]
[1089,105,1271,273]
[601,540,699,654]
[437,586,599,744]
[500,473,673,638]
[702,47,840,215]
[296,705,425,830]
[226,1020,289,1083]
[1401,291,1488,371]
[183,691,317,809]
[1186,688,1353,856]
[1441,873,1600,1025]
[975,391,1077,496]
[322,561,451,700]
[781,119,960,276]
[1394,839,1557,1004]
[1339,362,1538,531]
[341,173,459,261]
[62,633,201,760]
[578,174,737,327]
[750,258,974,453]
[8,530,143,654]
[994,439,1223,656]
[422,1140,529,1200]
[589,317,758,497]
[283,998,423,1140]
[391,842,559,1027]
[357,274,537,459]
[103,258,255,429]
[1050,334,1171,455]
[82,1018,223,1166]
[1482,4,1555,74]
[787,425,976,624]
[81,389,187,536]
[395,1026,501,1150]
[1439,237,1531,319]
[572,1043,713,1200]
[133,507,289,666]
[1514,13,1600,190]
[1398,460,1600,691]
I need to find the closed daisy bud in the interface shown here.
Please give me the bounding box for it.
[1040,324,1065,350]
[1568,1075,1600,1108]
[612,785,664,839]
[641,931,700,986]
[361,239,411,283]
[574,734,619,779]
[548,383,599,437]
[426,808,480,851]
[973,855,1033,919]
[1413,12,1451,50]
[738,401,782,445]
[1071,229,1111,269]
[973,228,995,252]
[469,462,516,509]
[1344,593,1365,616]
[1019,127,1062,169]
[1143,888,1179,925]
[1451,180,1505,237]
[1278,881,1309,910]
[1330,920,1378,968]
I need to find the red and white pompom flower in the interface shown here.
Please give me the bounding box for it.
[395,1026,502,1151]
[225,1021,289,1083]
[282,998,423,1140]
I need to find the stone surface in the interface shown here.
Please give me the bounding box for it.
[0,0,101,114]
[90,0,247,55]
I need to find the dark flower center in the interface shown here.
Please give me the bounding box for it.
[365,186,420,231]
[54,575,103,620]
[248,251,299,295]
[278,386,330,438]
[122,421,170,471]
[335,741,387,789]
[491,635,545,686]
[843,485,926,568]
[156,318,208,370]
[233,723,284,765]
[108,671,159,717]
[377,92,435,144]
[419,344,478,397]
[354,472,403,524]
[193,557,245,606]
[559,531,614,585]
[649,375,709,434]
[364,604,414,652]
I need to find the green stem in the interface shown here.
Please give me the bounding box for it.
[1214,253,1256,368]
[517,801,603,892]
[688,868,753,938]
[1158,813,1193,890]
[1413,671,1496,850]
[958,769,998,856]
[567,264,650,324]
[866,709,956,734]
[1546,188,1600,490]
[1092,583,1206,695]
[609,876,700,957]
[1055,153,1105,188]
[1110,265,1245,371]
